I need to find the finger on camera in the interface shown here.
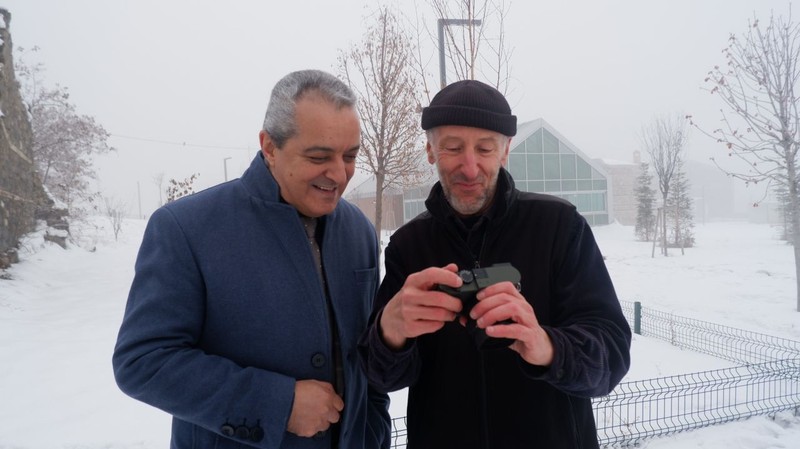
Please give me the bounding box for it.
[415,265,463,289]
[407,303,458,326]
[441,262,459,272]
[431,290,464,313]
[426,301,461,321]
[476,281,521,300]
[412,318,451,336]
[485,321,525,340]
[469,293,516,319]
[401,289,460,316]
[474,301,525,327]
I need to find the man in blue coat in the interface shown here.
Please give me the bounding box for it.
[113,70,391,449]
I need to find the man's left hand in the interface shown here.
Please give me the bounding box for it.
[469,282,554,367]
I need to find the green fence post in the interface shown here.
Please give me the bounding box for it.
[634,301,641,335]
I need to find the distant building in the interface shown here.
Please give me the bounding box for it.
[344,177,405,231]
[596,153,641,226]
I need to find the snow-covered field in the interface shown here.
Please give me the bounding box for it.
[0,217,798,448]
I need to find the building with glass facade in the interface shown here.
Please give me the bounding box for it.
[403,118,613,226]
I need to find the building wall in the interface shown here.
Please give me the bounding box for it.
[506,120,611,226]
[597,161,639,226]
[348,191,405,231]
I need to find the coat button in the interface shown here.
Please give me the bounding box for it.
[220,424,235,437]
[311,352,326,368]
[250,425,265,442]
[235,425,251,439]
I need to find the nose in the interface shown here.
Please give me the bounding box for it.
[326,156,349,185]
[460,149,480,179]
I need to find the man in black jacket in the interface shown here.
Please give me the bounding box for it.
[358,80,631,449]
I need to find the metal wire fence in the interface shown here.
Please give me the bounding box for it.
[619,300,800,364]
[594,358,800,446]
[387,301,800,448]
[390,417,407,449]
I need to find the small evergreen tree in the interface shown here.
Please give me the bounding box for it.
[773,180,794,243]
[665,166,695,251]
[634,162,657,241]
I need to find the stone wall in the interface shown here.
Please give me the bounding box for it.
[0,9,51,268]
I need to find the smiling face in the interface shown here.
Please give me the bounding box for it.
[260,93,360,218]
[426,125,511,216]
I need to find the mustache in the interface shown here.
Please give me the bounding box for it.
[449,173,485,184]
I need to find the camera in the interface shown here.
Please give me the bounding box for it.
[437,263,521,350]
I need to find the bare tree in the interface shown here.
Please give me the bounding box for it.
[166,173,199,203]
[640,114,688,256]
[16,47,113,217]
[688,11,800,311]
[339,6,428,239]
[407,0,513,100]
[103,196,126,242]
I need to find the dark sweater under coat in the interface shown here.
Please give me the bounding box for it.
[359,168,631,449]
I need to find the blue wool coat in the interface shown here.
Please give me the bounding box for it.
[113,153,391,449]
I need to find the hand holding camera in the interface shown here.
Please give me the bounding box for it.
[378,264,465,350]
[380,262,552,365]
[436,263,521,350]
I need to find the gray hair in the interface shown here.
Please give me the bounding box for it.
[262,69,357,148]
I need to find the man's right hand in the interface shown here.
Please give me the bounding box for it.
[379,264,464,350]
[287,380,344,437]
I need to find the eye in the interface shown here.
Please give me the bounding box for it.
[308,156,328,163]
[343,152,358,163]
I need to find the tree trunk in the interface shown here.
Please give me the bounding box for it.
[675,205,684,255]
[787,162,800,312]
[661,193,669,256]
[651,207,660,258]
[374,172,385,255]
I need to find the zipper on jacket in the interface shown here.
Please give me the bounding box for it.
[465,222,490,269]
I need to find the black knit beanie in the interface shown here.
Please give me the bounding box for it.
[421,80,517,136]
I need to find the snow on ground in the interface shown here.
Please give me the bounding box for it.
[0,218,798,448]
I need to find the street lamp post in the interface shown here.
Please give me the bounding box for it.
[223,157,232,181]
[437,18,482,88]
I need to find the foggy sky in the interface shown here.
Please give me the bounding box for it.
[1,0,792,217]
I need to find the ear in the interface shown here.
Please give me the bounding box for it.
[425,141,436,165]
[259,130,277,166]
[500,137,512,165]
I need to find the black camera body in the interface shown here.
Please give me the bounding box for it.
[437,263,521,350]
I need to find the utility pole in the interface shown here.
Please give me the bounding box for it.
[223,157,232,181]
[137,181,142,219]
[437,18,482,88]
